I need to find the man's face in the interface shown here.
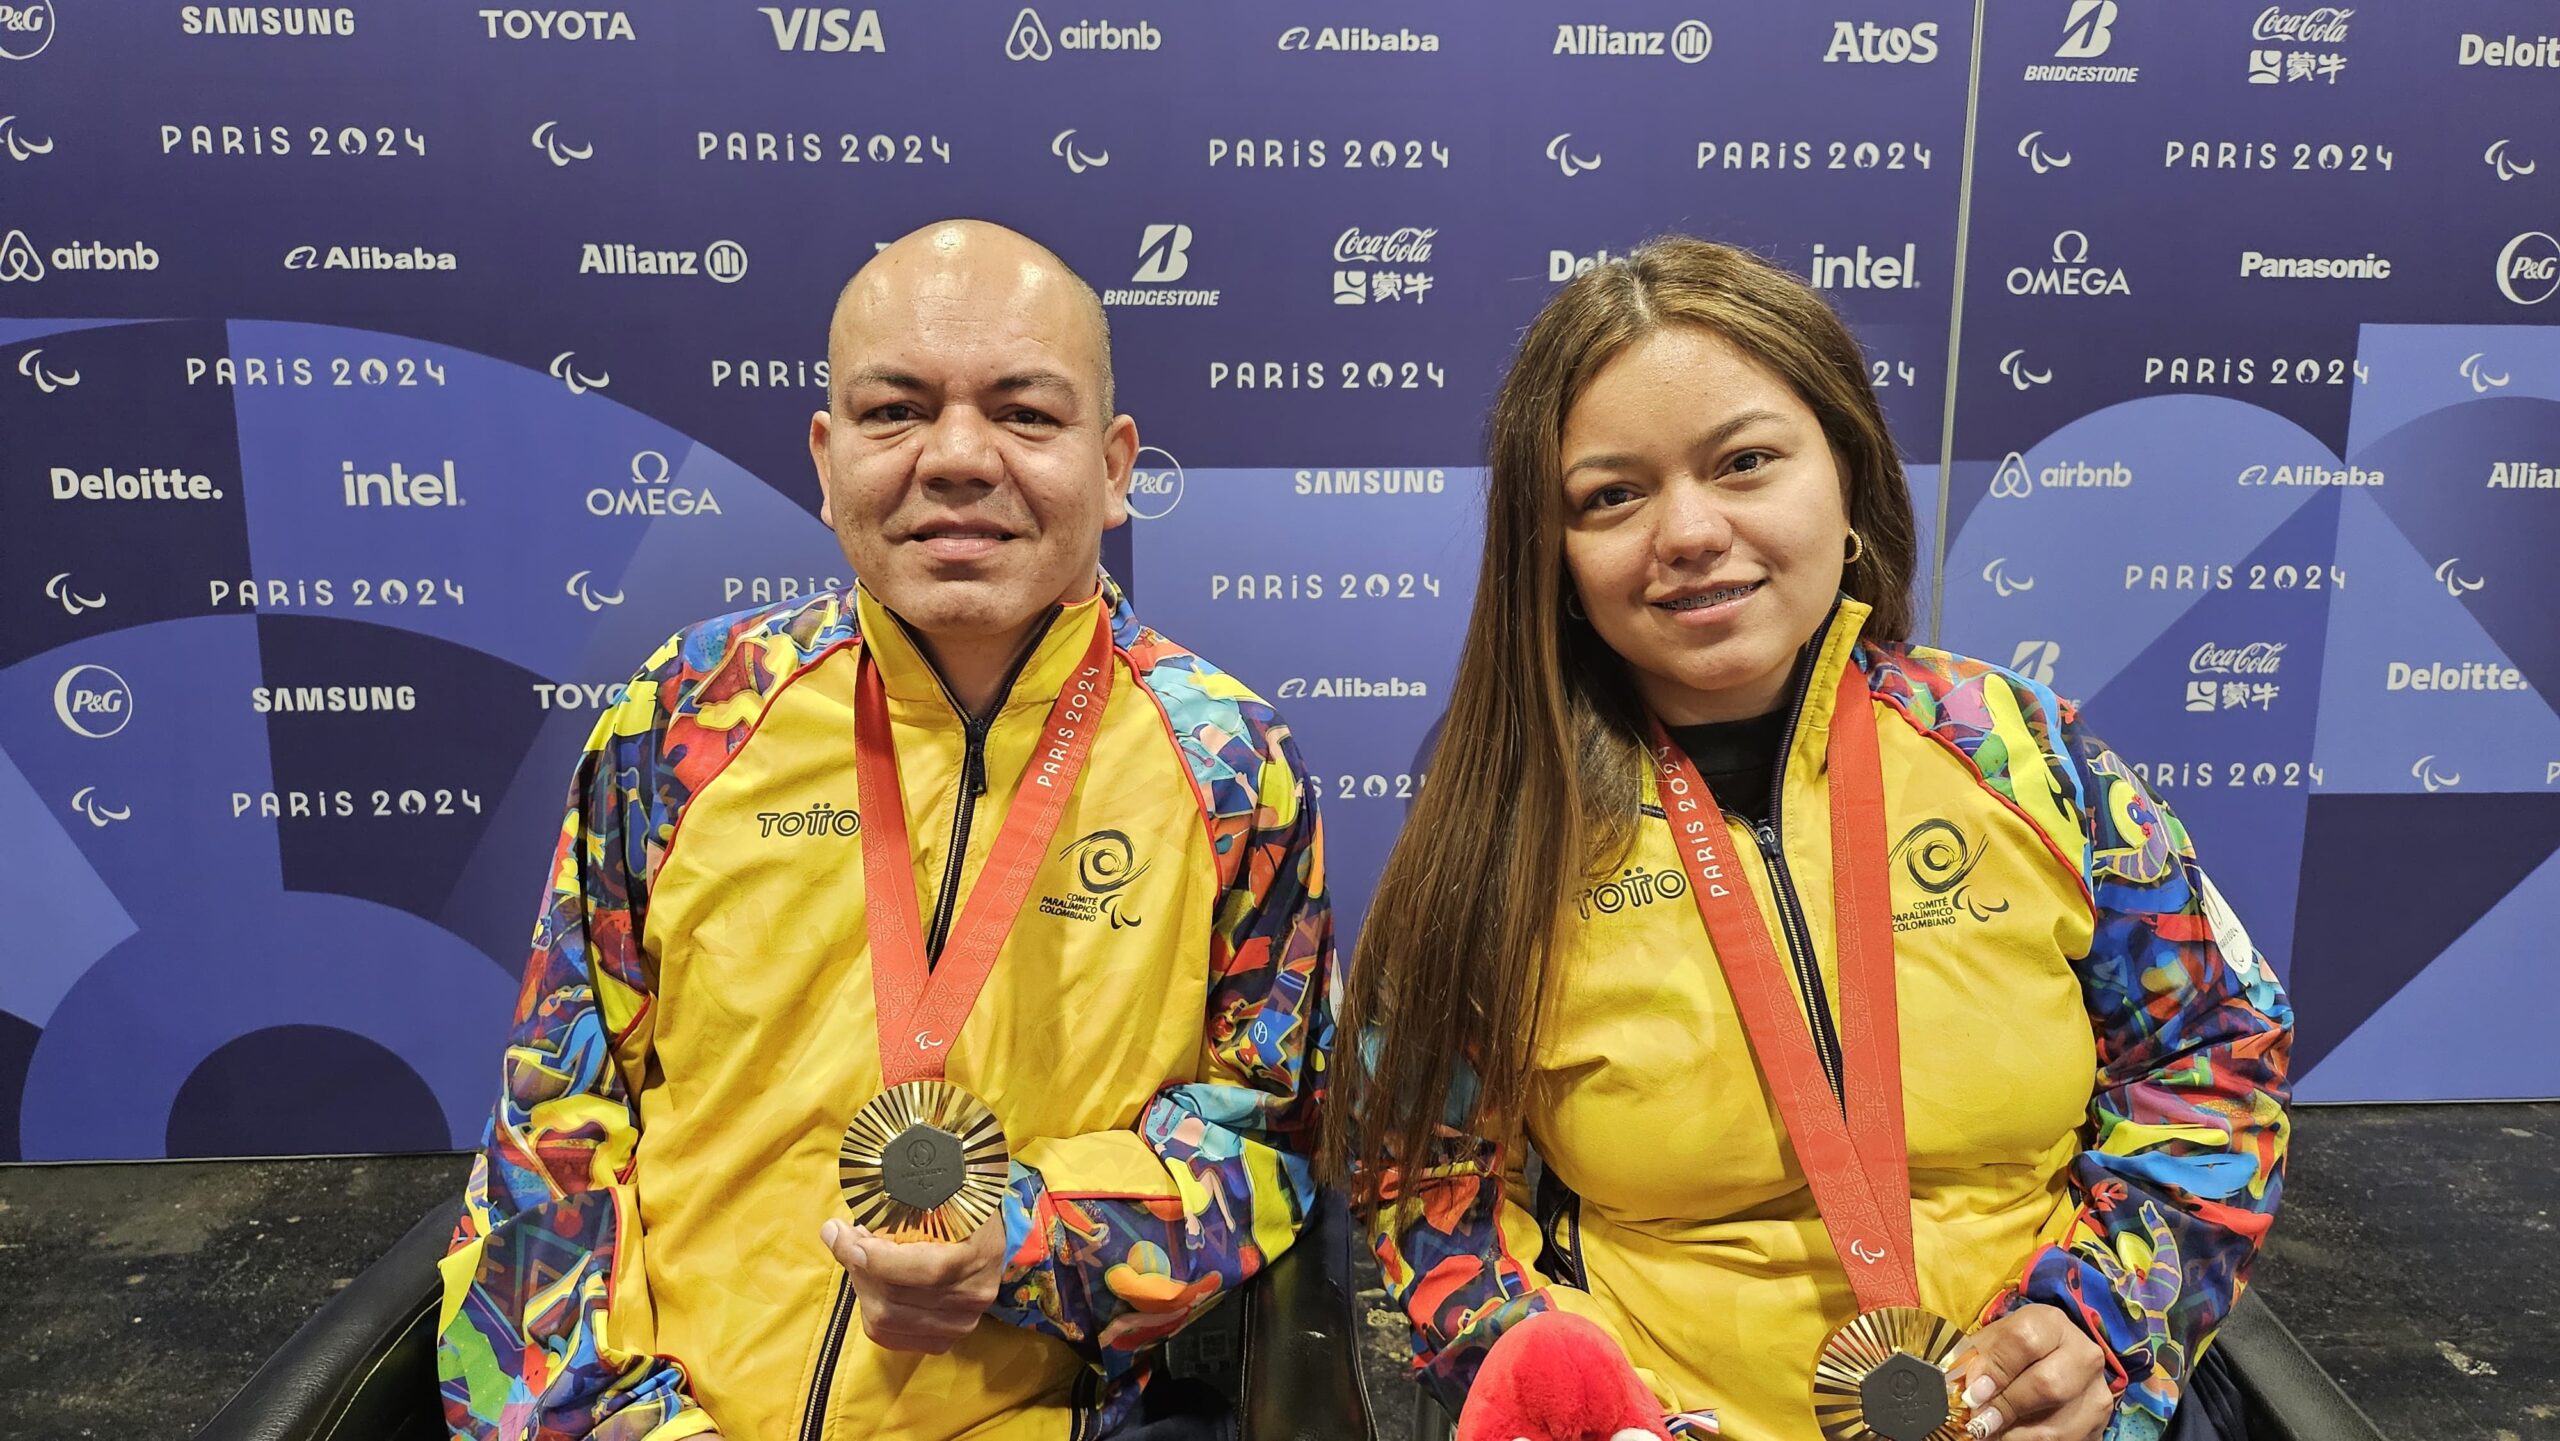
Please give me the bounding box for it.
[811,247,1135,644]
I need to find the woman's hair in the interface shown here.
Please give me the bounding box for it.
[1322,235,1918,1202]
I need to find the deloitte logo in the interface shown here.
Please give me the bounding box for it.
[0,0,56,60]
[1006,8,1158,61]
[2495,231,2560,306]
[55,663,133,738]
[1128,445,1182,519]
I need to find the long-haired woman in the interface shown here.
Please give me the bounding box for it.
[1329,237,2291,1441]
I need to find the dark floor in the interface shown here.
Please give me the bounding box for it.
[0,1105,2549,1439]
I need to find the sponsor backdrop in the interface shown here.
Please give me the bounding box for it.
[0,0,2552,1158]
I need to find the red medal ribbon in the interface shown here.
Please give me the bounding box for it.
[853,608,1116,1088]
[1649,653,1921,1314]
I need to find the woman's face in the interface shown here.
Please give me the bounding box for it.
[1558,324,1851,725]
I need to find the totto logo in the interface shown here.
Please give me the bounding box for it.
[1133,224,1193,282]
[2495,231,2560,306]
[1128,444,1182,519]
[2459,352,2511,393]
[550,350,611,395]
[17,345,77,391]
[45,571,104,615]
[1051,128,1108,173]
[0,1,56,59]
[2057,0,2116,58]
[0,228,44,281]
[2434,558,2485,597]
[1546,133,1602,178]
[54,663,133,738]
[1982,557,2037,596]
[704,239,748,283]
[532,120,593,166]
[2411,755,2461,793]
[1,113,53,159]
[70,786,130,827]
[2486,139,2537,183]
[1998,349,2052,390]
[2017,130,2072,173]
[2008,640,2060,684]
[565,569,625,611]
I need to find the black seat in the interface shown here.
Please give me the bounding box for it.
[193,1191,1374,1441]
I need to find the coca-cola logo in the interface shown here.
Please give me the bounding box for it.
[1333,226,1436,265]
[2191,641,2287,675]
[2251,6,2351,44]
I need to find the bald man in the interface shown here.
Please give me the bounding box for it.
[437,221,1335,1441]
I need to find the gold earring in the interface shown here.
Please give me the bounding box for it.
[1843,529,1866,567]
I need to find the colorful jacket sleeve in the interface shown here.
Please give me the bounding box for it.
[1982,705,2294,1441]
[1366,1112,1710,1436]
[988,686,1338,1384]
[436,650,715,1441]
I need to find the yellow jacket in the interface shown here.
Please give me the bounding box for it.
[437,578,1334,1441]
[1374,599,2291,1441]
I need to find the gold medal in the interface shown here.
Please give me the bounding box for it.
[836,1079,1010,1244]
[1812,1306,1971,1441]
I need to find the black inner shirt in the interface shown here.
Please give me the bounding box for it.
[1665,709,1787,830]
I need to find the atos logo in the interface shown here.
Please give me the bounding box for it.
[54,663,134,738]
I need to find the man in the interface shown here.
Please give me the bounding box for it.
[436,220,1334,1441]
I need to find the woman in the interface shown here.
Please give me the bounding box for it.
[1328,238,2291,1441]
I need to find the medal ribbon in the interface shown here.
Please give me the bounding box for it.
[853,608,1116,1088]
[1649,654,1920,1314]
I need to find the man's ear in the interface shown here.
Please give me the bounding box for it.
[1099,412,1138,531]
[809,408,835,527]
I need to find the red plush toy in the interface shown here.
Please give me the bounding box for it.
[1455,1311,1680,1441]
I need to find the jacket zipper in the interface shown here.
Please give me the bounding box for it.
[797,606,1064,1441]
[1749,610,1849,1111]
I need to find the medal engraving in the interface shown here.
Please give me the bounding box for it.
[1813,1306,1970,1441]
[837,1079,1010,1243]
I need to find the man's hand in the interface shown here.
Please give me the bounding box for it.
[819,1214,1008,1354]
[1954,1302,2112,1440]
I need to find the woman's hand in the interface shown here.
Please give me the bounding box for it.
[1954,1302,2112,1440]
